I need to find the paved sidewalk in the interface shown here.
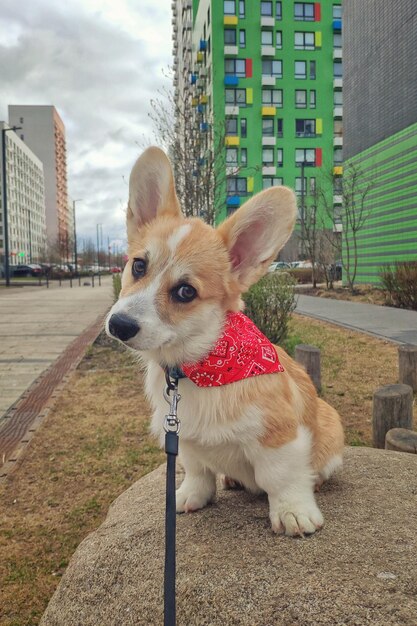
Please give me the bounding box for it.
[0,277,113,418]
[296,294,417,345]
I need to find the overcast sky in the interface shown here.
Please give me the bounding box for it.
[0,0,172,250]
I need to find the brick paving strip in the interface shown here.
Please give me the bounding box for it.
[0,314,107,482]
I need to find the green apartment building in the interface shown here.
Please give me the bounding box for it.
[173,0,343,253]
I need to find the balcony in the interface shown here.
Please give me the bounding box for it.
[333,195,342,204]
[224,15,238,25]
[333,222,343,233]
[262,136,276,146]
[333,48,342,60]
[333,78,343,89]
[224,75,239,86]
[224,45,238,55]
[261,76,276,86]
[262,106,276,116]
[333,106,343,119]
[226,195,240,207]
[225,105,239,115]
[333,19,342,31]
[225,136,240,146]
[262,166,276,175]
[261,46,275,57]
[261,17,274,27]
[199,39,207,51]
[184,20,192,30]
[333,166,343,176]
[333,135,343,147]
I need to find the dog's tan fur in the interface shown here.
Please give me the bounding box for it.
[107,147,344,536]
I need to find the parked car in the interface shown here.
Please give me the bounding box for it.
[268,261,291,272]
[11,264,43,277]
[110,266,122,273]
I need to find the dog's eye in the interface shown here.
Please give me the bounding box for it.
[132,258,147,279]
[172,283,197,303]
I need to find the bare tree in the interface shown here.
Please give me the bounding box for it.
[313,162,374,293]
[149,74,255,226]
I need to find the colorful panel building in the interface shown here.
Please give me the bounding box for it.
[173,0,342,255]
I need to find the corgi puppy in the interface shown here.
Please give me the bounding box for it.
[106,147,344,537]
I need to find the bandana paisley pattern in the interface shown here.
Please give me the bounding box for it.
[182,312,284,387]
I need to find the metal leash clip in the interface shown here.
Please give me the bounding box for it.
[163,383,181,435]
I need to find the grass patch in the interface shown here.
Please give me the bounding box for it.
[1,318,414,624]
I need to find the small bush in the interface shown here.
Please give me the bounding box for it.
[112,274,122,302]
[243,272,296,345]
[379,262,417,311]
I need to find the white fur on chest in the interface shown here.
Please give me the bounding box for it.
[145,361,264,486]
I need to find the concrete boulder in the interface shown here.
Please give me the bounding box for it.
[41,447,417,626]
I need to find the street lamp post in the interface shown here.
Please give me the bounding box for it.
[299,160,307,259]
[27,209,32,263]
[1,126,22,286]
[72,199,82,276]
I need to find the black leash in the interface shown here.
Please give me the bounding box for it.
[163,369,181,626]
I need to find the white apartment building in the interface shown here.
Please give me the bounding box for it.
[8,105,69,253]
[0,123,47,265]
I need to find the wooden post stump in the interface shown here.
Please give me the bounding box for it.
[385,428,417,454]
[295,344,321,392]
[372,384,413,449]
[398,344,417,392]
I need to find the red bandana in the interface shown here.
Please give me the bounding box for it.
[182,312,284,387]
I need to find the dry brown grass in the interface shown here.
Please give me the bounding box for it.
[298,285,387,306]
[0,321,415,625]
[0,336,164,626]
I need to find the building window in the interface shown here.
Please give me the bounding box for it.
[261,30,273,46]
[208,36,211,55]
[333,4,342,19]
[226,148,238,165]
[334,177,343,194]
[310,60,316,79]
[294,2,314,21]
[263,176,283,189]
[334,91,343,105]
[262,148,274,165]
[241,147,247,165]
[224,29,236,45]
[239,0,245,17]
[261,1,273,16]
[225,88,246,105]
[334,120,343,137]
[295,89,307,108]
[262,88,283,107]
[295,119,316,137]
[262,59,282,78]
[277,148,283,167]
[333,33,342,48]
[295,148,316,166]
[295,61,307,79]
[227,177,247,195]
[310,90,316,108]
[240,118,247,137]
[208,6,210,25]
[276,31,282,48]
[294,31,315,50]
[334,147,343,163]
[262,119,274,136]
[226,148,237,166]
[20,117,24,123]
[225,58,246,77]
[224,0,236,15]
[295,177,307,194]
[239,29,246,47]
[277,119,283,137]
[276,2,282,19]
[333,61,343,77]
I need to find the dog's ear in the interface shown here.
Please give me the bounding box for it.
[127,147,181,237]
[217,186,297,290]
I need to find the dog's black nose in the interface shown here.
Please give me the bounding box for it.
[108,313,140,341]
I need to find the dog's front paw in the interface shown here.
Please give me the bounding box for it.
[176,487,213,513]
[270,500,324,537]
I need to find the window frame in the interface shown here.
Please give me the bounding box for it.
[225,88,247,105]
[224,28,237,45]
[295,119,316,138]
[295,60,307,79]
[262,59,283,78]
[294,2,315,21]
[294,31,315,50]
[295,89,307,108]
[261,1,273,16]
[295,148,316,167]
[224,0,236,16]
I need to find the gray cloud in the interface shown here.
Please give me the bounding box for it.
[0,0,172,246]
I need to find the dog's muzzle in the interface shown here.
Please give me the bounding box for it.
[108,313,140,342]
